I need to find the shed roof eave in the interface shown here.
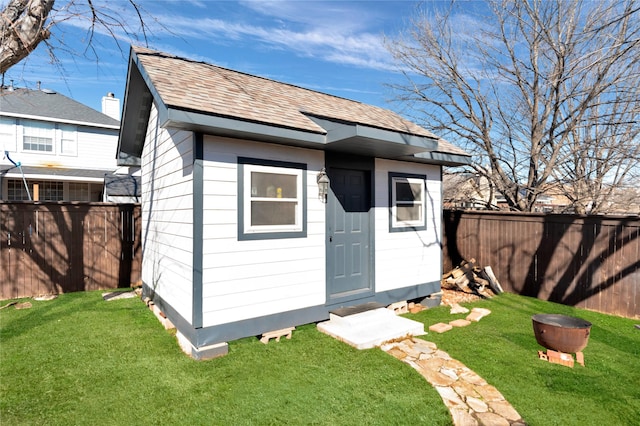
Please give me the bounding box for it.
[401,152,473,167]
[162,107,328,148]
[306,115,438,154]
[117,47,164,159]
[162,108,447,159]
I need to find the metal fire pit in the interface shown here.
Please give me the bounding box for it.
[532,314,592,353]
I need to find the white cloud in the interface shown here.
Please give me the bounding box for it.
[146,1,398,71]
[44,0,404,73]
[238,0,378,32]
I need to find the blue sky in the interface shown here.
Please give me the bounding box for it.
[3,0,432,116]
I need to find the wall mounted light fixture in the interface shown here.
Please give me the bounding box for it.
[317,167,330,203]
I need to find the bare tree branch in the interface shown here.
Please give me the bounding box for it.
[1,0,163,75]
[387,0,640,213]
[1,0,55,74]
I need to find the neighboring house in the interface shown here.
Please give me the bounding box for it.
[117,47,472,359]
[443,172,497,210]
[0,86,121,201]
[443,172,578,213]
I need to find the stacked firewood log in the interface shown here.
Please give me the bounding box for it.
[442,258,503,297]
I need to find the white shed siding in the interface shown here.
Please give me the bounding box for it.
[374,158,442,292]
[141,105,194,323]
[201,137,326,327]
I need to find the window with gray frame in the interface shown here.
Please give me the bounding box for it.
[237,157,307,240]
[389,172,427,232]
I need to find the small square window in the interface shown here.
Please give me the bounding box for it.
[389,172,427,232]
[69,182,90,201]
[238,158,307,240]
[38,181,64,201]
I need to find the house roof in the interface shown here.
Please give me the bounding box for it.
[0,88,120,129]
[104,173,141,197]
[0,165,112,182]
[118,46,471,166]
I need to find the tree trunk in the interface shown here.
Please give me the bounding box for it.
[0,0,55,74]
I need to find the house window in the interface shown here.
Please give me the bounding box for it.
[7,179,31,201]
[238,157,307,240]
[69,182,89,201]
[68,182,102,201]
[0,117,16,152]
[38,181,64,201]
[7,179,63,201]
[389,172,427,232]
[59,125,77,156]
[23,121,54,152]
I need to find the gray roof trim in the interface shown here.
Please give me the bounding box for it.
[400,151,473,166]
[117,51,156,160]
[0,112,120,130]
[309,115,437,149]
[1,165,112,181]
[121,98,471,165]
[305,115,439,158]
[162,107,327,148]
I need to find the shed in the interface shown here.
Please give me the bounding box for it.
[117,47,471,359]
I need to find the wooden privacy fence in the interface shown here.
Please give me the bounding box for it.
[442,210,640,319]
[1,202,141,300]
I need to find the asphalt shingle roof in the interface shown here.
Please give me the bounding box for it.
[104,173,141,197]
[435,138,469,157]
[133,46,437,138]
[0,88,120,127]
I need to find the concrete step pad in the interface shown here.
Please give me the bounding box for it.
[317,308,426,350]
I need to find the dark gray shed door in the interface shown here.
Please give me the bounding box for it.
[326,167,373,302]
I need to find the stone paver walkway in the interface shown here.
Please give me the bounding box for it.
[381,338,526,426]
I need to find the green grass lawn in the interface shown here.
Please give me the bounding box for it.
[412,293,640,426]
[1,291,638,425]
[0,291,448,425]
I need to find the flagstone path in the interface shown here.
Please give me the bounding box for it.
[381,338,527,426]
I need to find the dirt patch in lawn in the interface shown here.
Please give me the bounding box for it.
[441,288,492,306]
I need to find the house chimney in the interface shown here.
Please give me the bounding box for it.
[101,92,121,121]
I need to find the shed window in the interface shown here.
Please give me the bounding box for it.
[389,172,427,232]
[238,158,307,240]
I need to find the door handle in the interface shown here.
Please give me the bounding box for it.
[329,236,333,242]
